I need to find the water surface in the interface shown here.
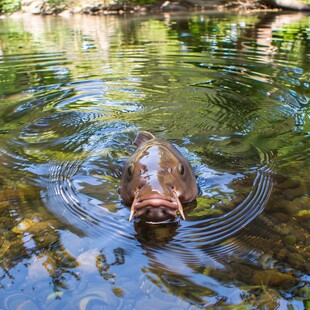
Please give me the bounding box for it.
[0,12,309,309]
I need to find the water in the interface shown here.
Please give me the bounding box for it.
[0,12,309,309]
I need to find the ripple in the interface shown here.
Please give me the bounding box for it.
[42,160,133,241]
[17,111,103,144]
[177,166,273,247]
[32,125,137,242]
[0,52,67,68]
[3,88,73,121]
[3,293,41,310]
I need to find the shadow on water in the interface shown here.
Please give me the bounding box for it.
[0,10,309,309]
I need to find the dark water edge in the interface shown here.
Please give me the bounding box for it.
[0,11,309,309]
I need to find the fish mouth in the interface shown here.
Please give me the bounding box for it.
[129,191,185,222]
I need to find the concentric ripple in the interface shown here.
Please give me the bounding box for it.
[177,165,273,246]
[42,160,133,240]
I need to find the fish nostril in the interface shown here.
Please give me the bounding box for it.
[167,184,175,190]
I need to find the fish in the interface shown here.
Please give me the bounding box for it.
[120,131,198,222]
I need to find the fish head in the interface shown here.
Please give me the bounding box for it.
[120,132,198,222]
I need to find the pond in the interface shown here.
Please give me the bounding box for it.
[0,11,309,309]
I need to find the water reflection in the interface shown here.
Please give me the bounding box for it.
[0,11,309,309]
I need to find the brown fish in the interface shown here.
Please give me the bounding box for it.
[120,131,198,222]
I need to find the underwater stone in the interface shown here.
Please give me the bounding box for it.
[284,235,297,246]
[251,270,297,288]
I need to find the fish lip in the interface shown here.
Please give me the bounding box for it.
[134,198,178,210]
[129,191,186,221]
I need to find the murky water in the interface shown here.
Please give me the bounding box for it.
[0,12,309,309]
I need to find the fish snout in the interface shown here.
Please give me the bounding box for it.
[135,205,177,222]
[128,189,186,222]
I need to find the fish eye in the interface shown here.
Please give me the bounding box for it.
[127,164,134,176]
[178,163,185,175]
[167,167,173,173]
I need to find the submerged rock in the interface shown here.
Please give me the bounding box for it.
[251,269,297,289]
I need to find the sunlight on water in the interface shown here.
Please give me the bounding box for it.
[0,12,309,309]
